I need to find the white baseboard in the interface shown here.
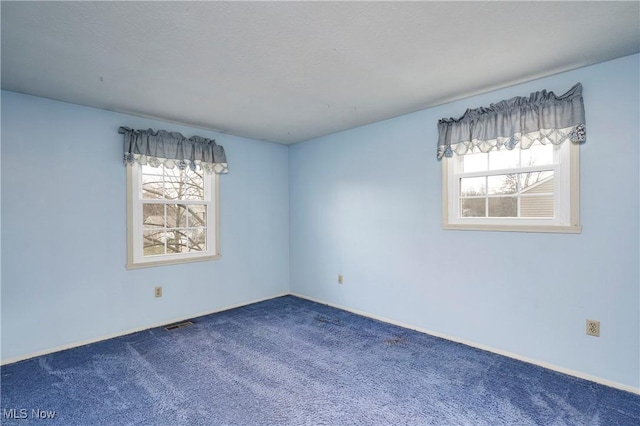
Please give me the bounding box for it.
[290,292,640,395]
[4,291,638,395]
[0,292,289,366]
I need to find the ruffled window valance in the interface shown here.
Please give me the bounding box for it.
[120,127,228,174]
[437,83,586,160]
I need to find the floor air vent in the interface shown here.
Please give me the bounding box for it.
[165,321,194,331]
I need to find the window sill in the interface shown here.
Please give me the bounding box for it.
[126,254,221,270]
[442,223,582,234]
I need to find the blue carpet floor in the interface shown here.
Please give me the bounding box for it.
[1,295,639,425]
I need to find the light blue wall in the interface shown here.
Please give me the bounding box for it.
[289,54,640,389]
[1,92,290,361]
[2,55,638,390]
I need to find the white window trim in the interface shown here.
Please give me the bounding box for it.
[126,164,220,269]
[441,141,581,234]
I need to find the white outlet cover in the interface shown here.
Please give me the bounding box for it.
[586,319,600,337]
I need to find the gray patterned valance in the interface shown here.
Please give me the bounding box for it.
[120,127,228,174]
[437,83,586,160]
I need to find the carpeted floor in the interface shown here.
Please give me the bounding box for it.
[1,295,639,425]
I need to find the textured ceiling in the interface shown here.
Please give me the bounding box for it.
[2,1,639,145]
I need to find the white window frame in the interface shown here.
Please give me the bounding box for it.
[442,141,581,233]
[126,164,220,269]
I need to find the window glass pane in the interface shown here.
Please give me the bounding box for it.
[183,173,205,200]
[460,177,486,196]
[163,173,183,200]
[166,204,187,228]
[461,198,486,217]
[143,230,165,256]
[161,167,205,201]
[489,148,519,171]
[488,174,517,195]
[520,171,554,193]
[142,204,164,228]
[142,174,164,199]
[461,153,488,173]
[521,142,554,166]
[488,197,517,217]
[521,195,554,217]
[166,230,188,254]
[187,205,207,228]
[141,165,163,175]
[187,229,206,252]
[163,166,184,181]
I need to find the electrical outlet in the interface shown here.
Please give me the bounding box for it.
[586,319,600,337]
[338,274,343,284]
[154,286,163,298]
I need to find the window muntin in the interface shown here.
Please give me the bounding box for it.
[127,163,219,268]
[443,140,580,233]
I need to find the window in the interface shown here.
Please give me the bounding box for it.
[126,163,219,268]
[437,83,585,233]
[442,134,581,233]
[119,126,227,269]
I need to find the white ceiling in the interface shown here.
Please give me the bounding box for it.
[2,1,639,145]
